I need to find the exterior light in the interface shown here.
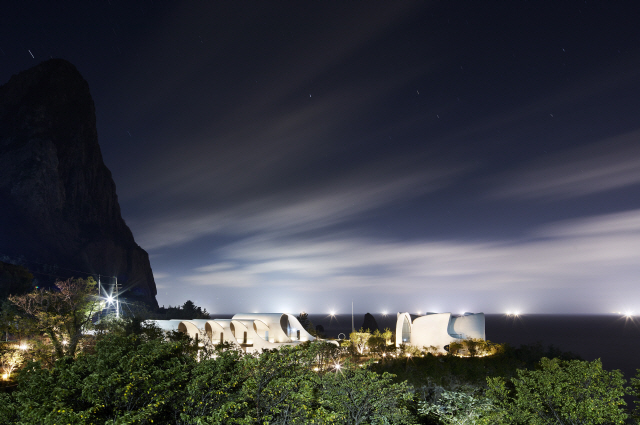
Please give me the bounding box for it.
[334,363,342,370]
[106,296,114,304]
[2,373,8,380]
[382,311,388,316]
[62,340,68,346]
[19,343,28,351]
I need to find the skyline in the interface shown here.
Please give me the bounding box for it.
[2,2,640,314]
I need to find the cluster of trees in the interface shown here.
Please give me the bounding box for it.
[155,300,211,320]
[3,278,640,424]
[0,327,414,424]
[3,320,640,424]
[345,328,393,356]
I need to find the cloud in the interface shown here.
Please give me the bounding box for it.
[135,163,464,250]
[182,208,640,312]
[491,129,640,199]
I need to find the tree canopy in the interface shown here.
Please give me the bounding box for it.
[8,277,101,360]
[487,357,628,424]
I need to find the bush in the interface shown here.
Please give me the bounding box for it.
[487,357,627,424]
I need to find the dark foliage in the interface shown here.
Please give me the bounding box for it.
[371,341,583,390]
[0,261,33,303]
[156,300,210,320]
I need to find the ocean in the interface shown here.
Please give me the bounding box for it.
[306,313,640,381]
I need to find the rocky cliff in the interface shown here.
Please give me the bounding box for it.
[0,59,157,307]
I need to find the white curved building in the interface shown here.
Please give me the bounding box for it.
[148,313,316,354]
[396,312,485,353]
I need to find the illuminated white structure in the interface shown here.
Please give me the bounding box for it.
[148,313,315,353]
[395,312,485,353]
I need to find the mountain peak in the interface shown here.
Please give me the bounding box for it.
[0,59,158,307]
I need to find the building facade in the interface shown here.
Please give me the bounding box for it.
[148,313,316,353]
[395,312,485,353]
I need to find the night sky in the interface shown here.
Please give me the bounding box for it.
[3,1,640,314]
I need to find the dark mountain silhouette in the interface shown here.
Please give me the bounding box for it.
[0,59,157,307]
[362,312,379,332]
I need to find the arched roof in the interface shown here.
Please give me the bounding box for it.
[178,321,202,339]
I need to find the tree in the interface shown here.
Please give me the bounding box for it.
[367,329,386,356]
[319,362,414,424]
[8,277,102,360]
[0,343,25,380]
[177,346,248,424]
[487,357,628,424]
[296,311,316,336]
[311,340,345,373]
[239,346,319,424]
[156,300,210,319]
[419,386,503,425]
[181,299,210,319]
[626,368,640,421]
[0,331,196,424]
[349,328,371,355]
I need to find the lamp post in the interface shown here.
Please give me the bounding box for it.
[115,276,119,319]
[351,300,354,333]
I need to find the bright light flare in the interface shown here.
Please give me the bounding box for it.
[382,310,388,316]
[19,343,28,351]
[2,373,8,380]
[106,296,114,304]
